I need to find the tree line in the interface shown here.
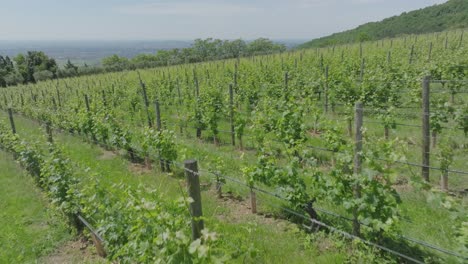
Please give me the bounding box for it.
[101,38,286,71]
[0,38,286,87]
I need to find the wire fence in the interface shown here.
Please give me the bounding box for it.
[3,103,468,263]
[5,107,468,179]
[204,169,467,261]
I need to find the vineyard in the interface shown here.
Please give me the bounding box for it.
[1,30,468,263]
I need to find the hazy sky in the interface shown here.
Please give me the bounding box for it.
[0,0,448,40]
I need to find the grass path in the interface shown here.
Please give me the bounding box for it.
[0,150,71,263]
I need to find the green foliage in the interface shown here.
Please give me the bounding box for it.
[247,38,286,55]
[0,55,15,87]
[40,145,80,222]
[322,125,348,152]
[201,89,223,140]
[454,104,468,135]
[79,181,226,263]
[430,98,454,134]
[314,137,404,235]
[0,122,226,263]
[436,139,454,172]
[13,51,58,84]
[243,150,310,211]
[33,70,54,82]
[102,55,131,71]
[100,38,285,72]
[141,127,178,162]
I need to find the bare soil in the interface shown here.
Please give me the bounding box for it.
[39,237,104,264]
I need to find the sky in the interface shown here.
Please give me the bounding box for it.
[0,0,448,41]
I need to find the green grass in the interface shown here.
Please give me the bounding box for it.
[0,150,72,263]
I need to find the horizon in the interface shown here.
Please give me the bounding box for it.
[0,38,309,43]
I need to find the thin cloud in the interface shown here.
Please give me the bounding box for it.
[114,1,260,16]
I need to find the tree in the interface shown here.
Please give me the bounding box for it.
[65,59,78,72]
[221,39,247,59]
[1,55,20,86]
[247,38,286,56]
[14,51,57,83]
[4,72,24,86]
[102,55,130,71]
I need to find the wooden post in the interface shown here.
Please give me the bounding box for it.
[422,76,431,182]
[56,88,62,108]
[359,58,365,82]
[445,36,448,50]
[234,62,238,92]
[193,68,199,97]
[31,91,36,103]
[155,99,162,131]
[229,84,235,146]
[52,97,57,110]
[324,65,329,113]
[319,53,323,71]
[77,215,106,258]
[387,51,391,64]
[176,79,182,105]
[409,44,415,64]
[441,170,448,191]
[184,160,204,240]
[7,108,16,134]
[459,31,464,48]
[101,90,107,108]
[194,68,202,139]
[359,42,363,58]
[348,119,353,137]
[428,42,433,61]
[91,233,107,258]
[216,173,222,198]
[155,99,165,172]
[250,188,257,214]
[139,79,153,128]
[84,94,90,112]
[46,122,53,143]
[353,102,363,237]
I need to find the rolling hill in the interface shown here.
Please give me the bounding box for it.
[299,0,468,48]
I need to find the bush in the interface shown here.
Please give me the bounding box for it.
[33,70,54,82]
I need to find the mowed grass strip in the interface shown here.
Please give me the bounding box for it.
[0,150,71,263]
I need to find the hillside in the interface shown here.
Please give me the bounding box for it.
[299,0,468,48]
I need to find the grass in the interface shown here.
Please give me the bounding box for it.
[0,150,72,263]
